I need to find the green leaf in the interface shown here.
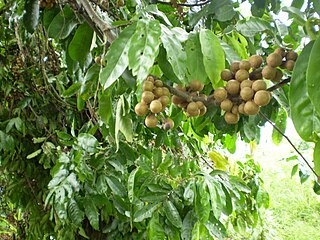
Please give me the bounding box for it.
[128,19,161,82]
[68,23,93,65]
[160,24,187,83]
[256,189,270,208]
[68,199,84,227]
[185,33,207,83]
[128,168,139,203]
[272,107,287,145]
[291,164,299,177]
[199,29,225,87]
[133,203,159,222]
[98,91,112,125]
[48,6,78,39]
[147,213,166,239]
[23,0,39,33]
[235,17,273,37]
[223,32,249,60]
[106,176,126,197]
[26,149,42,159]
[307,37,320,118]
[100,23,136,89]
[163,200,182,228]
[208,151,229,171]
[289,41,320,141]
[157,47,180,83]
[77,133,98,153]
[80,65,100,101]
[62,82,81,98]
[314,141,320,176]
[220,39,241,64]
[194,180,210,223]
[282,6,306,24]
[83,197,99,230]
[313,0,320,15]
[181,211,197,240]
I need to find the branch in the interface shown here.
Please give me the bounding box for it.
[267,77,291,92]
[156,0,211,7]
[259,111,319,178]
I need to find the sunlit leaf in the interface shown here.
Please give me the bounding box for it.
[208,151,229,171]
[133,203,159,222]
[163,200,182,228]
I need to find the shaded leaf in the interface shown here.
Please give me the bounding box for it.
[147,213,166,239]
[235,17,272,37]
[68,199,84,227]
[106,176,126,197]
[83,197,99,230]
[133,203,159,222]
[163,200,182,228]
[23,0,39,33]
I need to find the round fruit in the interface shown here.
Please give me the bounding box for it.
[179,101,188,108]
[187,102,198,112]
[249,68,263,80]
[285,60,295,71]
[213,87,228,102]
[266,53,282,67]
[150,100,163,113]
[235,69,249,82]
[172,95,183,105]
[199,106,207,116]
[175,85,186,92]
[162,87,170,96]
[196,101,205,109]
[153,87,163,98]
[231,105,239,114]
[159,95,170,107]
[254,90,271,106]
[230,61,240,73]
[273,69,283,82]
[240,79,253,89]
[249,55,263,69]
[162,118,174,130]
[134,102,148,116]
[224,112,240,124]
[187,109,200,117]
[239,60,251,71]
[226,80,240,95]
[262,66,276,80]
[146,75,155,83]
[221,69,233,81]
[274,48,286,57]
[142,91,154,104]
[190,80,204,91]
[143,81,154,91]
[286,51,298,61]
[199,94,208,100]
[252,80,267,92]
[240,87,254,101]
[244,101,260,115]
[145,114,158,128]
[95,56,101,64]
[238,102,245,114]
[220,99,233,112]
[154,80,163,87]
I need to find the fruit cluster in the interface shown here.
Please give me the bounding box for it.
[134,76,174,129]
[171,80,207,117]
[214,48,297,124]
[40,0,57,9]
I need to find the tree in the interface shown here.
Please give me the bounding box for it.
[0,0,320,239]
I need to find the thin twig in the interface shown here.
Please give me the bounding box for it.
[156,0,211,7]
[259,111,319,178]
[267,78,291,92]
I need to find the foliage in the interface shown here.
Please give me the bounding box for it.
[0,0,320,239]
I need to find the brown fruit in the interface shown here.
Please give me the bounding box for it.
[240,79,253,89]
[199,94,208,100]
[142,91,154,104]
[238,102,245,114]
[135,102,148,116]
[240,87,254,101]
[244,101,260,115]
[159,95,170,107]
[172,95,184,105]
[143,81,154,91]
[162,87,170,96]
[199,106,207,116]
[249,55,263,69]
[285,60,295,71]
[146,75,155,83]
[235,69,249,82]
[196,101,205,109]
[224,112,240,124]
[94,56,101,64]
[221,69,233,81]
[262,66,276,80]
[145,114,158,128]
[189,80,204,91]
[239,60,251,71]
[286,51,298,61]
[266,53,282,67]
[249,68,263,80]
[274,48,286,57]
[252,80,267,92]
[273,69,283,82]
[179,101,188,108]
[153,87,163,98]
[231,105,239,114]
[154,80,163,87]
[230,61,240,73]
[220,99,233,112]
[226,80,240,95]
[150,100,163,113]
[254,90,271,106]
[162,118,174,130]
[187,102,200,116]
[175,84,186,92]
[213,87,228,102]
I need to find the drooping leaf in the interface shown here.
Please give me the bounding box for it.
[314,141,320,176]
[98,91,112,125]
[62,82,81,98]
[194,180,210,223]
[80,64,100,101]
[160,24,187,84]
[147,213,166,239]
[282,6,306,24]
[68,199,84,227]
[23,0,39,33]
[208,151,229,171]
[106,176,126,197]
[181,211,197,240]
[219,39,241,64]
[163,200,182,228]
[128,19,161,82]
[199,29,225,87]
[235,17,273,37]
[307,36,320,118]
[83,197,99,230]
[100,23,136,89]
[272,107,287,145]
[133,203,159,222]
[289,41,320,141]
[128,168,139,202]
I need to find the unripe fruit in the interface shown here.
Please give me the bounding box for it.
[159,95,170,107]
[239,60,251,71]
[220,99,233,112]
[274,48,286,57]
[249,55,263,68]
[235,69,249,82]
[190,79,204,91]
[262,66,276,80]
[143,81,154,91]
[240,87,254,101]
[145,114,158,128]
[135,102,148,116]
[254,90,271,106]
[240,79,253,89]
[162,87,170,96]
[150,100,162,113]
[285,60,295,71]
[162,118,174,130]
[213,87,228,102]
[221,69,233,81]
[142,91,154,104]
[153,87,163,98]
[266,53,282,67]
[172,95,184,105]
[154,80,163,87]
[286,51,298,61]
[252,80,267,92]
[244,101,260,115]
[226,80,240,95]
[224,112,240,124]
[230,61,240,73]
